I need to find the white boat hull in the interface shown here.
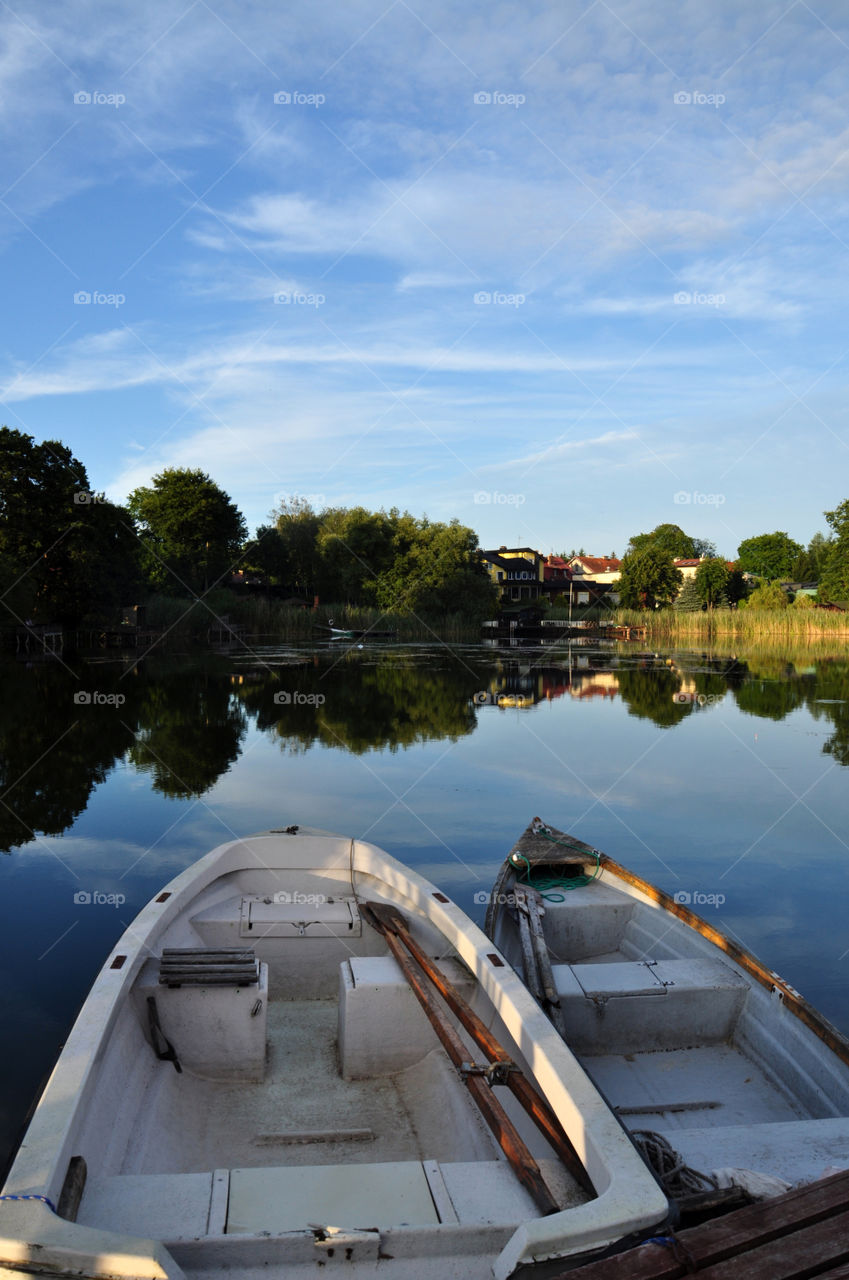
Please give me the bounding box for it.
[486,820,849,1207]
[0,828,668,1279]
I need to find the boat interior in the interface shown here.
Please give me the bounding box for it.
[58,854,590,1269]
[490,873,849,1187]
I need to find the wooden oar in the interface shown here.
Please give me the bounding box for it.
[362,901,594,1199]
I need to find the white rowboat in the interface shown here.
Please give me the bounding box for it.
[0,827,669,1280]
[485,819,849,1216]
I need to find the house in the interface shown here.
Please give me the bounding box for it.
[567,555,621,584]
[673,558,703,580]
[541,555,572,601]
[480,547,545,604]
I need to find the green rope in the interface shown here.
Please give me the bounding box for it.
[511,825,602,900]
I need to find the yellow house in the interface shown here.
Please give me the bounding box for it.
[480,547,544,603]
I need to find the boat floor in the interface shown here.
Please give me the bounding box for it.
[121,998,499,1175]
[584,1044,806,1132]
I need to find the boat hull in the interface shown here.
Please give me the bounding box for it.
[0,828,668,1279]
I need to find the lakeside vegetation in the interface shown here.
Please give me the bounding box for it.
[615,606,849,641]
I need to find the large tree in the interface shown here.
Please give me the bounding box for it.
[628,524,696,559]
[736,531,803,580]
[617,547,683,609]
[695,558,729,608]
[818,501,849,603]
[128,468,247,595]
[0,425,139,624]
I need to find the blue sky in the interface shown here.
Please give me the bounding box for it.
[1,0,847,559]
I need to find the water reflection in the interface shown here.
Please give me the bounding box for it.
[1,644,848,853]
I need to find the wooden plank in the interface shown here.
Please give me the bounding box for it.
[698,1209,849,1279]
[516,887,568,1038]
[363,900,593,1194]
[567,1170,849,1279]
[360,903,560,1216]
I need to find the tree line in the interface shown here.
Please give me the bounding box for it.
[0,427,496,627]
[613,520,849,611]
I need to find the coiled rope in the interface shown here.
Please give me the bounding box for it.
[511,821,602,900]
[631,1130,718,1199]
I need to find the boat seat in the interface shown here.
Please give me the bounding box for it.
[550,958,748,1054]
[134,957,269,1081]
[338,955,477,1078]
[76,1160,541,1240]
[159,947,260,986]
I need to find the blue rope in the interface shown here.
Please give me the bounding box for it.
[0,1194,56,1212]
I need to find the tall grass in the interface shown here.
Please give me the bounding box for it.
[142,593,482,644]
[615,606,849,641]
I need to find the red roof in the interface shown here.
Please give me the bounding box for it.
[570,556,621,572]
[673,559,702,567]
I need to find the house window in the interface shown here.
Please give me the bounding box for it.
[577,592,589,604]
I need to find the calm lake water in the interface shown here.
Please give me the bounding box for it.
[1,638,848,1174]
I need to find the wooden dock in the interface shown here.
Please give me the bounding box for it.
[569,1166,849,1279]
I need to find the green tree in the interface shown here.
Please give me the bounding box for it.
[0,426,139,625]
[243,525,291,585]
[274,497,322,597]
[726,567,749,607]
[695,558,729,608]
[618,547,683,609]
[128,469,247,596]
[818,501,849,604]
[628,524,696,559]
[316,507,396,601]
[673,577,703,612]
[373,516,497,618]
[741,580,790,610]
[737,532,803,580]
